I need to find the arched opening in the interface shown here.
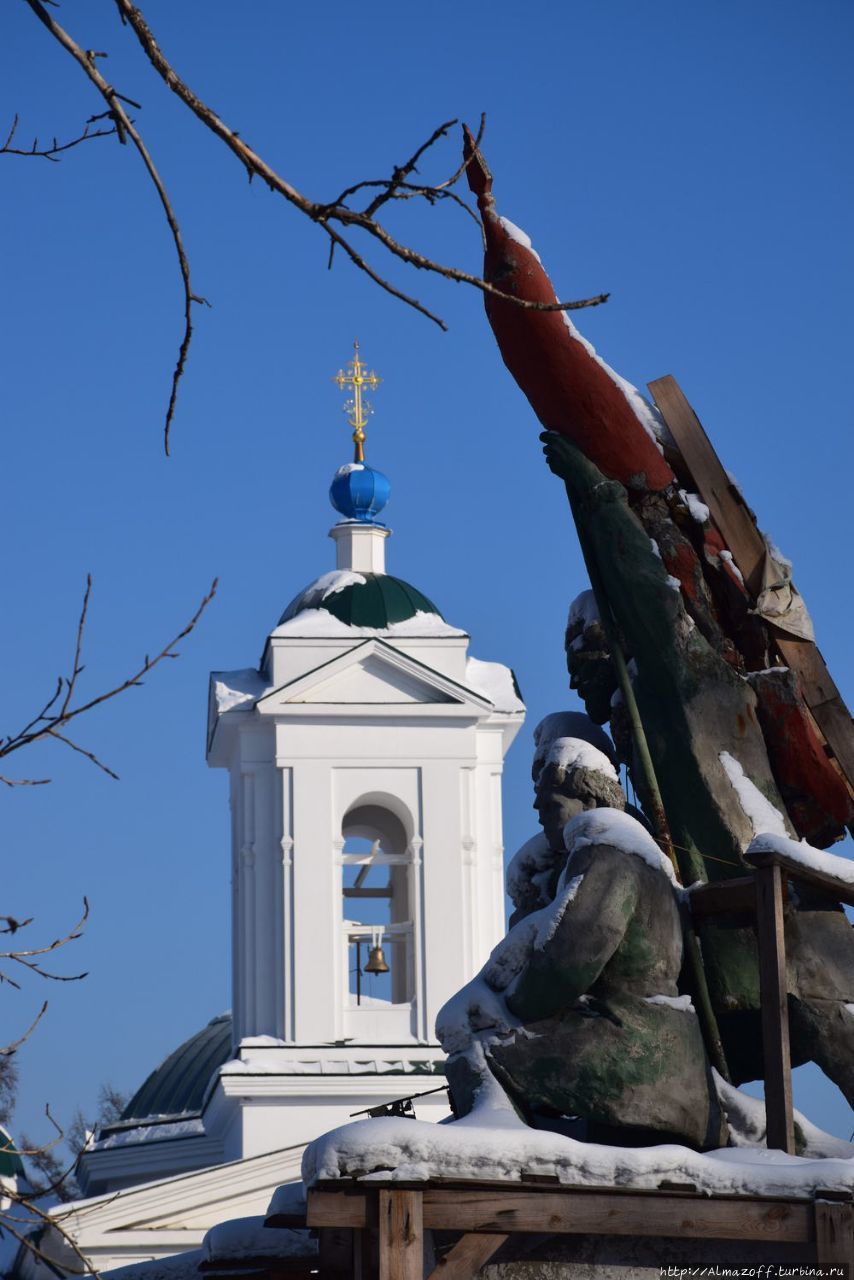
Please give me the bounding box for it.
[341,804,414,1008]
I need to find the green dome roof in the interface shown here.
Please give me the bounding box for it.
[0,1126,24,1179]
[116,1014,232,1126]
[280,572,441,630]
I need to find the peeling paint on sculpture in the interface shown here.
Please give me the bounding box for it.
[462,125,675,494]
[464,125,852,853]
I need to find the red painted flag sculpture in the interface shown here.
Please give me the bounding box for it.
[462,126,854,1106]
[463,124,852,857]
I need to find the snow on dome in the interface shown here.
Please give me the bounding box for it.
[562,808,678,884]
[464,656,524,713]
[282,570,368,613]
[533,711,617,769]
[273,607,466,639]
[278,572,449,631]
[718,751,789,841]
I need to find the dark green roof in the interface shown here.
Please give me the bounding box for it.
[116,1014,232,1126]
[0,1126,24,1178]
[280,573,441,630]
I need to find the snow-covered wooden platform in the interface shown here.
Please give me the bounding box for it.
[304,1178,854,1278]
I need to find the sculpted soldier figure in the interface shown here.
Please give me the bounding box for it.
[438,718,728,1151]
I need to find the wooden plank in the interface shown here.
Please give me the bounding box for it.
[649,375,854,789]
[747,849,854,909]
[647,376,767,593]
[319,1227,356,1279]
[689,876,756,920]
[815,1200,854,1271]
[421,1188,811,1242]
[775,637,854,788]
[754,862,796,1153]
[307,1187,368,1228]
[380,1188,424,1280]
[426,1232,508,1278]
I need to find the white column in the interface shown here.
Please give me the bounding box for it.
[290,762,338,1044]
[238,771,256,1040]
[420,761,468,1038]
[329,522,389,572]
[279,765,295,1043]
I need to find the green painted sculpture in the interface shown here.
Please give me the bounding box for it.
[438,723,728,1151]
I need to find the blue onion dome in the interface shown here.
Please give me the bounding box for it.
[329,463,390,523]
[279,573,441,629]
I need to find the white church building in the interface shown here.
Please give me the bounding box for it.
[30,346,525,1274]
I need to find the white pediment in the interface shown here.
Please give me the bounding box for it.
[289,652,452,704]
[256,639,492,713]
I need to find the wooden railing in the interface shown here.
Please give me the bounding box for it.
[690,847,854,1154]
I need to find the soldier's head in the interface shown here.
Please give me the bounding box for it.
[532,714,624,851]
[565,591,618,725]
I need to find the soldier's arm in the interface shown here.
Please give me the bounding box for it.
[506,845,639,1023]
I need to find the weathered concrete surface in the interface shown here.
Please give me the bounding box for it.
[491,843,725,1150]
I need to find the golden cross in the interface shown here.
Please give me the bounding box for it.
[332,340,382,463]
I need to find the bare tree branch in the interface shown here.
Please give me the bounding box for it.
[0,112,118,160]
[2,1177,103,1274]
[23,0,209,455]
[0,1002,47,1056]
[0,900,89,992]
[1,577,217,783]
[1,917,35,936]
[22,0,607,451]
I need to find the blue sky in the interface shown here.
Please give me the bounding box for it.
[2,1,852,1147]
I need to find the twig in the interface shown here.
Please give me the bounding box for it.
[0,898,88,961]
[0,112,118,161]
[23,1,607,451]
[113,2,604,314]
[1,1002,48,1056]
[1,577,217,781]
[23,0,208,455]
[0,916,35,935]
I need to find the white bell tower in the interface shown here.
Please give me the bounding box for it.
[204,344,524,1159]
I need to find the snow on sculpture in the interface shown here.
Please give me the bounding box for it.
[460,126,854,1117]
[438,727,728,1151]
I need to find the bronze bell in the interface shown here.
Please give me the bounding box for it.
[364,943,390,975]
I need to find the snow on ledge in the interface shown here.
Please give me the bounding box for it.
[93,1116,205,1150]
[747,832,854,888]
[203,1215,315,1262]
[212,668,269,714]
[302,1106,854,1199]
[464,656,524,713]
